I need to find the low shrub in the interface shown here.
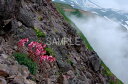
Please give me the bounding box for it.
[13,52,37,75]
[45,48,55,57]
[34,27,46,38]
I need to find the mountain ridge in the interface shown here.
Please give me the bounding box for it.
[0,0,123,84]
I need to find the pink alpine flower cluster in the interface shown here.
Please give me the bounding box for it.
[17,38,56,63]
[17,38,29,47]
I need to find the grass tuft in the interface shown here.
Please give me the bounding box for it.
[34,27,46,38]
[45,48,55,57]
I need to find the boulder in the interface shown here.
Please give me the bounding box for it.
[0,77,7,84]
[89,54,101,71]
[0,64,9,77]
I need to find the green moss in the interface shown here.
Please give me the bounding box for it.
[110,80,123,84]
[38,16,43,21]
[45,48,55,57]
[13,52,38,75]
[70,9,82,17]
[54,3,73,24]
[101,62,113,76]
[66,59,73,66]
[101,62,123,84]
[78,31,93,50]
[34,27,46,38]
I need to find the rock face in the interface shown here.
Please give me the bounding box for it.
[0,0,109,84]
[0,0,20,20]
[0,38,36,84]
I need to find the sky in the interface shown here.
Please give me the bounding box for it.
[91,0,128,11]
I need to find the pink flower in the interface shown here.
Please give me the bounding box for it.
[18,38,29,47]
[40,55,56,62]
[28,42,46,56]
[35,49,41,56]
[28,42,44,50]
[48,56,56,62]
[17,39,56,63]
[28,41,37,49]
[36,44,43,50]
[40,55,49,61]
[43,44,46,48]
[41,50,46,55]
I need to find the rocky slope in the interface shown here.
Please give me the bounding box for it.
[0,0,111,84]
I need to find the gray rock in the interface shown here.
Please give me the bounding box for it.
[18,8,34,28]
[63,75,69,84]
[0,64,9,77]
[0,54,8,59]
[0,0,20,20]
[66,70,75,78]
[57,60,72,72]
[19,65,30,78]
[0,77,7,84]
[89,54,101,71]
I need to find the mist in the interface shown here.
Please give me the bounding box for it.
[69,15,128,84]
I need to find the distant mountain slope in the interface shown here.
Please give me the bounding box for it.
[53,0,128,30]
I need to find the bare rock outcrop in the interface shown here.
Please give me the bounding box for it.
[0,0,110,84]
